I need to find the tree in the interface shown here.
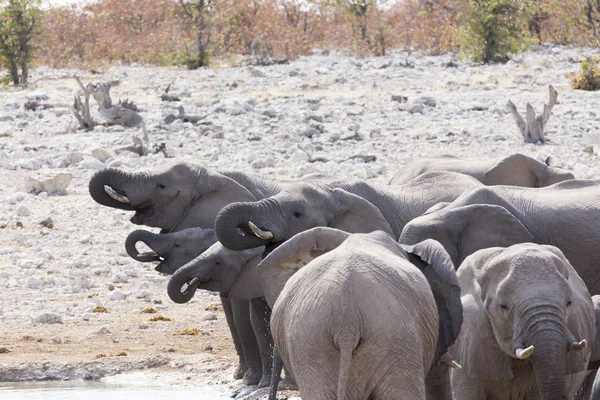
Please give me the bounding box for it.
[0,0,41,85]
[179,0,217,68]
[460,0,534,63]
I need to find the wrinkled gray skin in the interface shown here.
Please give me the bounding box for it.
[89,162,317,388]
[389,153,575,187]
[124,228,266,385]
[168,228,464,400]
[215,171,481,251]
[399,180,600,295]
[258,228,462,399]
[451,243,595,400]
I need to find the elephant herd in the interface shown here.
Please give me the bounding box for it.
[88,152,600,400]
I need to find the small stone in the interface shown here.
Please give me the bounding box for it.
[263,109,277,118]
[77,159,106,170]
[33,313,63,324]
[39,217,53,229]
[300,127,320,138]
[111,273,128,283]
[109,290,127,301]
[52,336,62,344]
[83,314,91,321]
[408,104,425,114]
[16,206,30,217]
[201,312,217,321]
[25,173,72,195]
[416,96,437,107]
[91,148,114,163]
[16,158,42,170]
[138,324,149,329]
[203,345,213,351]
[391,95,408,103]
[248,67,265,77]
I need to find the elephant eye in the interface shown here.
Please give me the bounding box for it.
[566,301,572,307]
[500,304,509,310]
[157,183,166,189]
[174,243,181,248]
[293,211,302,219]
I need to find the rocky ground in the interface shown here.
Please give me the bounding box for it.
[0,45,599,398]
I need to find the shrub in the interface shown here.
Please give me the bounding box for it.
[568,56,600,91]
[459,0,534,63]
[0,0,41,85]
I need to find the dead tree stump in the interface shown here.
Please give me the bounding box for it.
[507,85,558,143]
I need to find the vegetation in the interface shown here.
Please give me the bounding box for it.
[0,0,41,85]
[568,56,600,91]
[172,328,200,335]
[91,306,109,313]
[148,315,173,322]
[0,0,597,76]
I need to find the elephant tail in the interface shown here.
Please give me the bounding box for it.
[336,334,359,400]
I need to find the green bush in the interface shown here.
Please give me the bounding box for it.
[0,0,41,85]
[459,0,533,63]
[568,56,600,91]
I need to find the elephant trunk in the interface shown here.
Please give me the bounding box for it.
[167,259,203,304]
[125,230,161,262]
[215,201,273,250]
[518,308,568,400]
[88,168,139,210]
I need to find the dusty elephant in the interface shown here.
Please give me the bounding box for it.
[451,243,595,400]
[214,171,481,251]
[389,153,574,187]
[125,228,266,385]
[255,228,462,399]
[399,180,600,295]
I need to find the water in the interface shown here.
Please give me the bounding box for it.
[0,381,230,400]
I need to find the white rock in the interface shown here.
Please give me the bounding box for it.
[111,273,128,283]
[27,277,43,289]
[16,206,30,217]
[91,148,115,163]
[0,151,15,170]
[78,158,106,170]
[201,312,217,321]
[109,290,127,301]
[17,158,42,170]
[33,313,63,324]
[52,336,62,344]
[25,173,72,195]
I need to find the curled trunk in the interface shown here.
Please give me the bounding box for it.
[88,168,137,210]
[167,260,201,304]
[125,230,161,262]
[215,202,271,250]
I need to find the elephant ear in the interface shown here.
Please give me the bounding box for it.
[401,204,534,267]
[456,248,515,381]
[329,189,394,237]
[542,246,598,374]
[589,296,600,369]
[401,239,462,363]
[486,153,548,187]
[194,170,258,226]
[423,202,451,216]
[257,227,351,308]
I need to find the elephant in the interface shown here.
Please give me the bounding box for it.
[399,180,600,295]
[259,228,462,399]
[389,153,574,187]
[167,227,464,400]
[125,228,266,385]
[89,161,326,388]
[450,243,596,400]
[214,171,482,252]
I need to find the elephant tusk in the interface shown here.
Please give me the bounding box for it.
[440,359,463,370]
[515,345,534,359]
[104,185,130,204]
[188,277,201,287]
[248,221,274,240]
[570,339,588,352]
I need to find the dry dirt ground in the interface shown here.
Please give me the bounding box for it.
[1,45,599,398]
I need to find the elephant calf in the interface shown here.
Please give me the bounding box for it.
[124,228,268,386]
[252,228,463,400]
[451,243,596,400]
[389,153,574,187]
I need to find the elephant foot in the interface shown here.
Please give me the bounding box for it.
[233,362,249,380]
[243,368,262,386]
[278,375,297,391]
[257,374,272,389]
[231,384,258,399]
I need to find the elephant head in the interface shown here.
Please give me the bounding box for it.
[125,228,217,274]
[167,242,265,304]
[485,153,574,187]
[400,204,535,267]
[89,161,256,230]
[455,243,595,399]
[215,184,393,251]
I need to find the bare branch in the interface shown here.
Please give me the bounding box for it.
[507,100,527,140]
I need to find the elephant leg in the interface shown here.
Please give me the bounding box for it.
[230,298,262,385]
[250,297,274,388]
[268,347,283,400]
[220,295,248,380]
[425,364,451,400]
[280,363,298,390]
